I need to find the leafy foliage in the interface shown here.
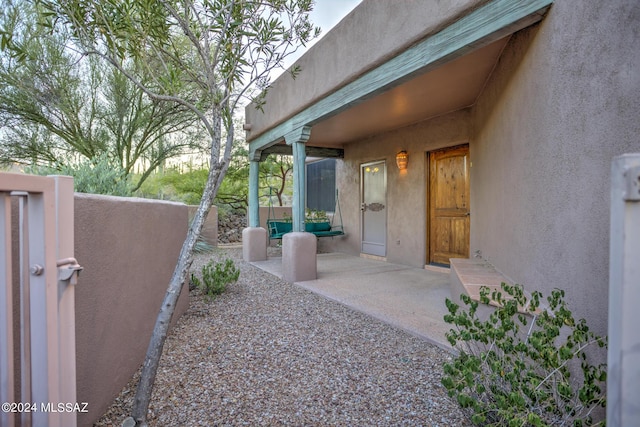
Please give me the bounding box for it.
[215,140,249,212]
[305,208,328,222]
[36,0,320,422]
[0,0,203,190]
[159,167,209,205]
[26,152,133,196]
[191,258,239,301]
[261,154,293,206]
[442,284,607,426]
[136,143,293,214]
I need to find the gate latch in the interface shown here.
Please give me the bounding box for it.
[57,257,84,285]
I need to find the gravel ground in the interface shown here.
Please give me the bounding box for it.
[95,248,470,426]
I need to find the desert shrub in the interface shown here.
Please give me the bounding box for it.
[442,283,607,426]
[26,152,133,196]
[191,258,239,301]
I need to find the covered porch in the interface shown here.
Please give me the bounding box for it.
[242,0,553,281]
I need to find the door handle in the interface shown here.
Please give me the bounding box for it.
[362,203,385,212]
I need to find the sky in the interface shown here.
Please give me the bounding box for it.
[274,0,363,78]
[309,0,362,39]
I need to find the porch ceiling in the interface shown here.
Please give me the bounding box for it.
[249,0,553,160]
[306,37,509,148]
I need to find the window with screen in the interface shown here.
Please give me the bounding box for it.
[306,159,336,212]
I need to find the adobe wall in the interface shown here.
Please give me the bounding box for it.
[469,0,640,338]
[325,109,471,266]
[73,194,189,426]
[246,206,292,247]
[245,0,484,140]
[187,205,218,246]
[322,0,640,344]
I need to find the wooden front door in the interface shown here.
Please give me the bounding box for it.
[428,145,470,266]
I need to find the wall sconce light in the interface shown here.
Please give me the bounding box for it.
[396,150,409,170]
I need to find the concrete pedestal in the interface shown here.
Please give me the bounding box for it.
[242,227,267,262]
[282,232,317,282]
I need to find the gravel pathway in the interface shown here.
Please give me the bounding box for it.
[95,248,470,426]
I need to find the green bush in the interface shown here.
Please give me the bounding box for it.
[191,258,239,301]
[159,167,208,205]
[442,283,607,426]
[27,152,133,196]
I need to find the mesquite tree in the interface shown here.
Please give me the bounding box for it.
[0,0,203,191]
[37,0,319,424]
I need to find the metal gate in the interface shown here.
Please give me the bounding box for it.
[1,173,81,427]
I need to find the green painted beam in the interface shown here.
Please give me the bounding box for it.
[248,0,552,158]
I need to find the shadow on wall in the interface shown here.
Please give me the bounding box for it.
[73,194,189,426]
[187,205,218,246]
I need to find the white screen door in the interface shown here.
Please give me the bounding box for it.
[361,160,386,256]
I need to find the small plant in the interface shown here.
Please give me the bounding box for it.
[193,239,215,254]
[191,258,239,301]
[305,208,328,222]
[442,283,607,426]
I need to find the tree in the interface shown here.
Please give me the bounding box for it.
[0,0,204,191]
[260,153,293,206]
[215,141,250,211]
[37,1,319,424]
[157,166,209,205]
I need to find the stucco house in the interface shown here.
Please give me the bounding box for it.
[242,0,639,347]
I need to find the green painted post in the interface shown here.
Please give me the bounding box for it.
[285,126,311,232]
[248,160,260,227]
[292,141,306,232]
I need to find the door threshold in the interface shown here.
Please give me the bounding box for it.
[424,264,450,273]
[360,253,386,262]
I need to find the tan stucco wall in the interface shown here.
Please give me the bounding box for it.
[323,109,471,265]
[247,206,292,246]
[245,0,638,370]
[74,194,189,426]
[245,0,485,139]
[247,206,292,228]
[188,205,218,246]
[468,0,640,338]
[325,0,639,341]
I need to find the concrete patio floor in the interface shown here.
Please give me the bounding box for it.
[250,252,455,350]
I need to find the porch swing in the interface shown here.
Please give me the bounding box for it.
[266,189,345,240]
